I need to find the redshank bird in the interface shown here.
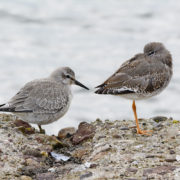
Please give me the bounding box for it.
[95,42,172,135]
[0,67,89,133]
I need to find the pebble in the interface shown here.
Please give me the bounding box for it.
[72,122,95,145]
[20,176,32,180]
[80,171,93,180]
[58,127,76,139]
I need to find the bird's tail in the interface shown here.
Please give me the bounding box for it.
[0,104,5,107]
[0,104,32,113]
[0,104,15,112]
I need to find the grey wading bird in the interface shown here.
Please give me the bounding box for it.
[0,67,89,133]
[95,42,172,135]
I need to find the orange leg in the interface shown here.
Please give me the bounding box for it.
[132,100,152,135]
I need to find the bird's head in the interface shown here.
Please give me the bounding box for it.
[144,42,166,56]
[50,67,89,90]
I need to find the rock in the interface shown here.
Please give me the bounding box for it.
[48,136,68,149]
[152,116,168,122]
[14,120,35,134]
[40,151,48,157]
[169,150,176,154]
[14,120,32,128]
[72,149,89,159]
[17,126,35,135]
[20,166,47,176]
[126,167,138,173]
[72,122,95,145]
[25,158,39,167]
[167,127,179,138]
[120,127,130,130]
[58,127,76,139]
[80,171,93,180]
[143,165,176,176]
[165,158,177,162]
[36,172,55,180]
[23,149,42,158]
[20,176,32,180]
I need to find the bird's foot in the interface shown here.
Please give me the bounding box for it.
[38,125,46,134]
[136,129,153,136]
[39,128,46,134]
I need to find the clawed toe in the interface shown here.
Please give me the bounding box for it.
[137,129,153,136]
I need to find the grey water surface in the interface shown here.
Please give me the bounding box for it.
[0,0,180,134]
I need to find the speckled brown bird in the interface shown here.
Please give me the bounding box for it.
[95,42,173,135]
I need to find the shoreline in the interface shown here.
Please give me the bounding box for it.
[0,114,180,180]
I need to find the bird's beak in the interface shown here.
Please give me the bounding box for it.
[71,78,89,90]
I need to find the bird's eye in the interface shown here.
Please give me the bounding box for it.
[66,75,70,78]
[148,51,155,56]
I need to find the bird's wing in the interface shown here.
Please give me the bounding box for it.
[95,54,171,95]
[5,80,69,113]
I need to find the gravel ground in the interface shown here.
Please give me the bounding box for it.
[0,113,180,180]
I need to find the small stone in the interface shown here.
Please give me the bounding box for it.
[126,167,138,173]
[153,124,164,131]
[97,135,106,140]
[176,155,180,161]
[23,149,42,157]
[20,176,32,180]
[143,165,176,176]
[167,127,179,138]
[14,120,32,128]
[21,166,47,176]
[36,172,55,180]
[14,120,35,134]
[169,150,176,154]
[0,148,3,154]
[80,171,93,180]
[146,155,155,158]
[72,149,88,159]
[58,127,76,139]
[25,158,39,166]
[90,163,97,168]
[48,167,56,173]
[48,136,67,149]
[165,158,176,162]
[120,127,129,130]
[113,134,121,138]
[152,116,168,122]
[72,122,95,145]
[17,126,35,135]
[40,151,48,157]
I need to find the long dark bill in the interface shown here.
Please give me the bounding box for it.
[73,79,89,90]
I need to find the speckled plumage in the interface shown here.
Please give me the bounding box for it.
[95,42,173,135]
[95,42,172,99]
[0,67,89,128]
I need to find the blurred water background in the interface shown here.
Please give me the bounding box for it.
[0,0,180,135]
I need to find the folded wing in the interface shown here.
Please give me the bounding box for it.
[0,80,68,113]
[95,54,171,95]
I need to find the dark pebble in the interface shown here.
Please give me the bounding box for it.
[14,120,32,128]
[165,158,177,162]
[36,172,55,180]
[126,167,138,173]
[72,122,95,145]
[152,116,168,122]
[169,150,176,154]
[120,127,129,130]
[80,172,93,180]
[143,165,176,176]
